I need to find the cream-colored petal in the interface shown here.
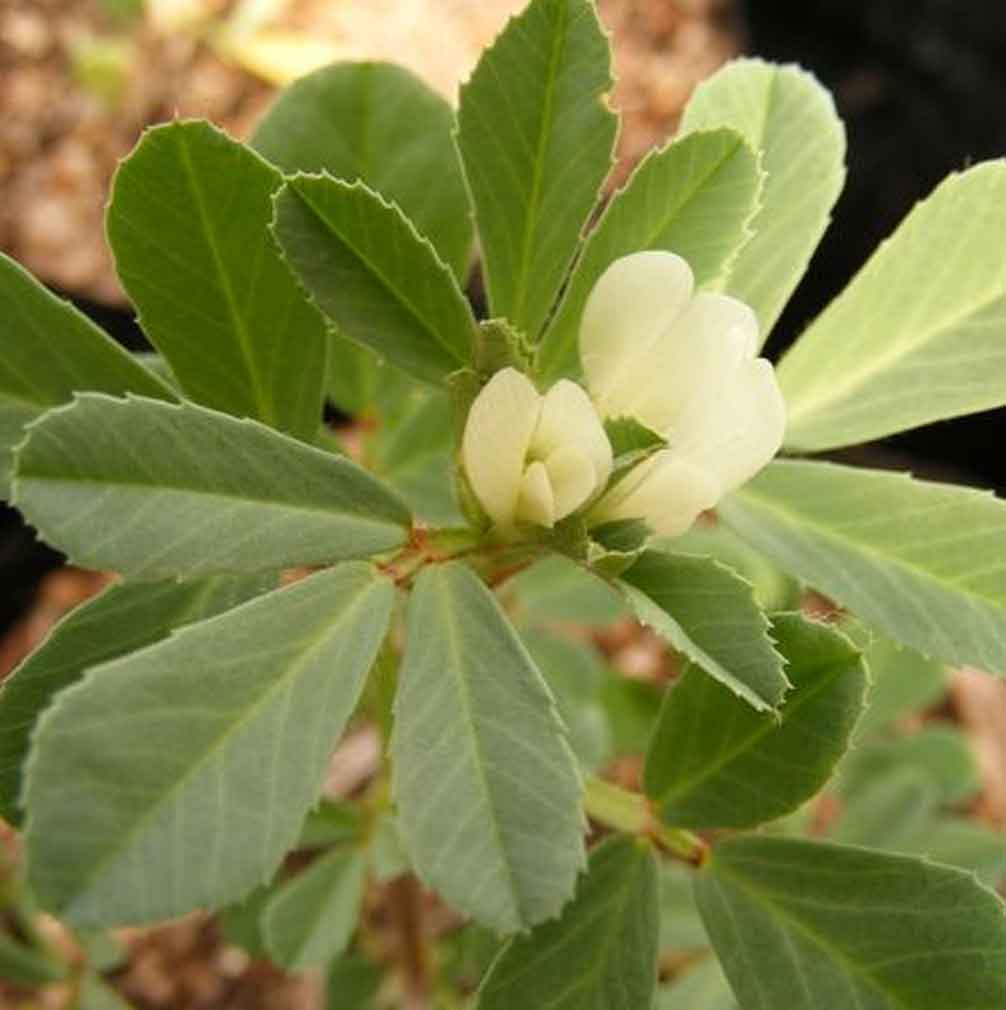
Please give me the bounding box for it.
[594,450,721,538]
[627,292,760,434]
[580,252,694,414]
[515,461,556,527]
[461,367,541,527]
[542,447,597,519]
[676,358,786,492]
[533,379,613,491]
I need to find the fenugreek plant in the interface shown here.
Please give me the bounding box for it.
[1,1,1005,1006]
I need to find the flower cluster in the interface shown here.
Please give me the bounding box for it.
[461,251,786,537]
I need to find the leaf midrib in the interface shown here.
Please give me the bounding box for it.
[39,575,381,919]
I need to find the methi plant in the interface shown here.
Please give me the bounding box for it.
[1,0,1005,1006]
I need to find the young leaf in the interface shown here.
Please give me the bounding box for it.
[24,563,394,926]
[12,395,410,580]
[476,836,659,1010]
[0,253,172,496]
[719,460,1006,675]
[262,848,367,970]
[456,0,618,338]
[781,163,1006,451]
[619,550,788,711]
[0,573,272,824]
[681,60,846,344]
[645,614,864,829]
[695,836,1006,1010]
[537,127,762,381]
[251,61,473,281]
[390,562,584,934]
[272,175,477,386]
[107,121,327,441]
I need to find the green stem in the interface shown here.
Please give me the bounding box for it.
[583,776,709,867]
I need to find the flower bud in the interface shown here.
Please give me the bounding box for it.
[461,368,612,529]
[581,251,785,536]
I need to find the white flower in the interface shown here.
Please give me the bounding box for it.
[461,368,613,529]
[581,251,785,537]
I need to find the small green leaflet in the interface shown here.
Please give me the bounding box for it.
[251,60,473,281]
[644,614,865,829]
[681,59,846,345]
[719,460,1006,675]
[262,848,367,970]
[781,163,1006,451]
[107,121,327,441]
[13,395,410,580]
[620,550,788,711]
[24,563,393,926]
[0,252,172,496]
[456,0,618,338]
[476,836,659,1010]
[272,175,476,386]
[390,562,584,933]
[537,127,762,381]
[695,836,1006,1010]
[0,573,272,824]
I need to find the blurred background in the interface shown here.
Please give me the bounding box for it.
[1,2,1004,1007]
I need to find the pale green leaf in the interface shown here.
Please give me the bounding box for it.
[781,164,1006,451]
[695,836,1006,1010]
[506,554,628,624]
[272,175,476,385]
[842,624,946,738]
[107,121,327,440]
[681,59,846,344]
[12,395,410,579]
[657,958,736,1010]
[537,127,762,381]
[899,820,1006,889]
[390,562,584,933]
[456,0,617,337]
[77,974,134,1010]
[0,252,172,496]
[25,563,393,926]
[476,836,659,1010]
[298,799,363,849]
[644,614,865,829]
[620,550,788,711]
[251,60,472,281]
[658,862,708,951]
[840,724,981,806]
[720,460,1006,675]
[0,573,272,824]
[832,768,940,851]
[263,848,367,970]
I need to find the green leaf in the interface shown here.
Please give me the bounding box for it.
[218,882,274,957]
[658,862,708,951]
[843,624,946,738]
[369,815,410,883]
[12,395,410,580]
[620,550,788,711]
[107,121,327,440]
[476,836,659,1010]
[506,554,629,624]
[326,953,383,1010]
[681,60,846,344]
[77,973,135,1010]
[390,562,584,933]
[0,935,66,986]
[24,563,394,926]
[0,252,172,496]
[657,958,736,1010]
[899,820,1006,889]
[251,61,473,281]
[272,175,476,386]
[695,836,1006,1010]
[537,127,762,381]
[263,848,367,970]
[780,163,1006,451]
[456,0,617,338]
[521,628,612,771]
[599,676,664,758]
[644,614,865,829]
[0,573,271,824]
[720,460,1006,675]
[298,799,364,849]
[603,416,667,459]
[832,767,940,851]
[840,724,981,806]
